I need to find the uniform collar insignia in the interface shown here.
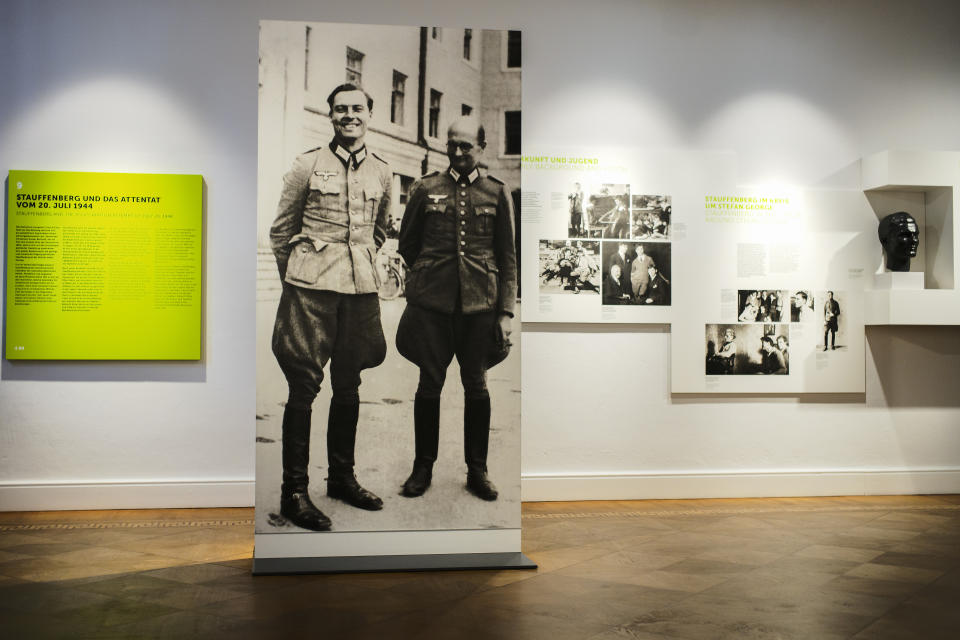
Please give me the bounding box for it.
[448,167,480,185]
[330,141,367,169]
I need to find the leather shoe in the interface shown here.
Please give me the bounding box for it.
[402,464,433,497]
[328,475,383,511]
[280,491,332,531]
[466,471,499,501]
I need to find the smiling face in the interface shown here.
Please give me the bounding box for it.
[330,90,370,144]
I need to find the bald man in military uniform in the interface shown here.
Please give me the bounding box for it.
[396,116,517,502]
[270,83,391,531]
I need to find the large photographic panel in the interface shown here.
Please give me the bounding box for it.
[255,21,525,570]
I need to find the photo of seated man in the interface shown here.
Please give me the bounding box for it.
[737,290,787,323]
[538,239,601,294]
[705,323,790,375]
[630,194,671,240]
[601,241,671,306]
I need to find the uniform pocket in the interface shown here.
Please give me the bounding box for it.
[475,205,497,235]
[285,241,329,285]
[363,182,383,223]
[308,173,342,219]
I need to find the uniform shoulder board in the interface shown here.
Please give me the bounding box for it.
[486,174,506,185]
[302,146,324,155]
[420,170,441,179]
[370,151,389,164]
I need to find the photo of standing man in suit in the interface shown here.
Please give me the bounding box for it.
[818,290,845,352]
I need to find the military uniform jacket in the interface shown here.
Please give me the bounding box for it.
[398,167,517,316]
[270,142,391,294]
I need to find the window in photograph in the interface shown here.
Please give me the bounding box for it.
[304,26,311,90]
[429,89,442,138]
[345,46,364,84]
[504,110,521,156]
[463,29,473,60]
[506,31,521,68]
[391,70,406,125]
[462,104,473,116]
[398,175,415,206]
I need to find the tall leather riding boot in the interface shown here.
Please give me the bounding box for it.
[326,399,383,511]
[402,395,440,497]
[280,406,331,531]
[464,396,498,501]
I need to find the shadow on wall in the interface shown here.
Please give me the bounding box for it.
[867,325,960,408]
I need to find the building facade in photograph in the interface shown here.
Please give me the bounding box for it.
[258,23,521,246]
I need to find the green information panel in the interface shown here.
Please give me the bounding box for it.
[5,170,203,360]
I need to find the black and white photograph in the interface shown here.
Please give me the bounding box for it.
[816,290,846,352]
[600,240,671,306]
[789,289,815,322]
[538,239,600,295]
[590,184,630,239]
[705,323,790,375]
[737,289,789,323]
[630,194,671,240]
[256,21,522,535]
[567,181,587,238]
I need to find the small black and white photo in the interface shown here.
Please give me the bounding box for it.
[256,21,522,536]
[630,194,671,240]
[705,323,790,375]
[589,184,630,239]
[816,290,845,352]
[567,181,587,238]
[538,239,601,295]
[737,289,789,323]
[789,289,815,322]
[600,241,671,306]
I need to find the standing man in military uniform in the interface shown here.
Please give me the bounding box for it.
[270,83,392,531]
[396,116,518,502]
[569,183,584,236]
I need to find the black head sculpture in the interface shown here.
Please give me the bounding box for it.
[878,211,919,272]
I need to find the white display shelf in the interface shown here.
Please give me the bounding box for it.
[862,150,960,326]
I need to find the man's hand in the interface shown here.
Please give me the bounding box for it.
[498,314,513,341]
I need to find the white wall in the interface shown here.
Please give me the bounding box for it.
[2,0,959,509]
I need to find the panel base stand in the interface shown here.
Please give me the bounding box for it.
[873,271,924,290]
[252,552,537,575]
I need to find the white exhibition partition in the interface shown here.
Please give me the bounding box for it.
[1,0,960,514]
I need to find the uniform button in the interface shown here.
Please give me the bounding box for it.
[459,201,465,206]
[460,191,466,196]
[460,231,465,236]
[351,194,357,200]
[460,221,466,226]
[459,251,465,256]
[460,240,466,246]
[460,210,465,215]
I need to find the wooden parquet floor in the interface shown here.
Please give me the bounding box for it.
[1,495,958,639]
